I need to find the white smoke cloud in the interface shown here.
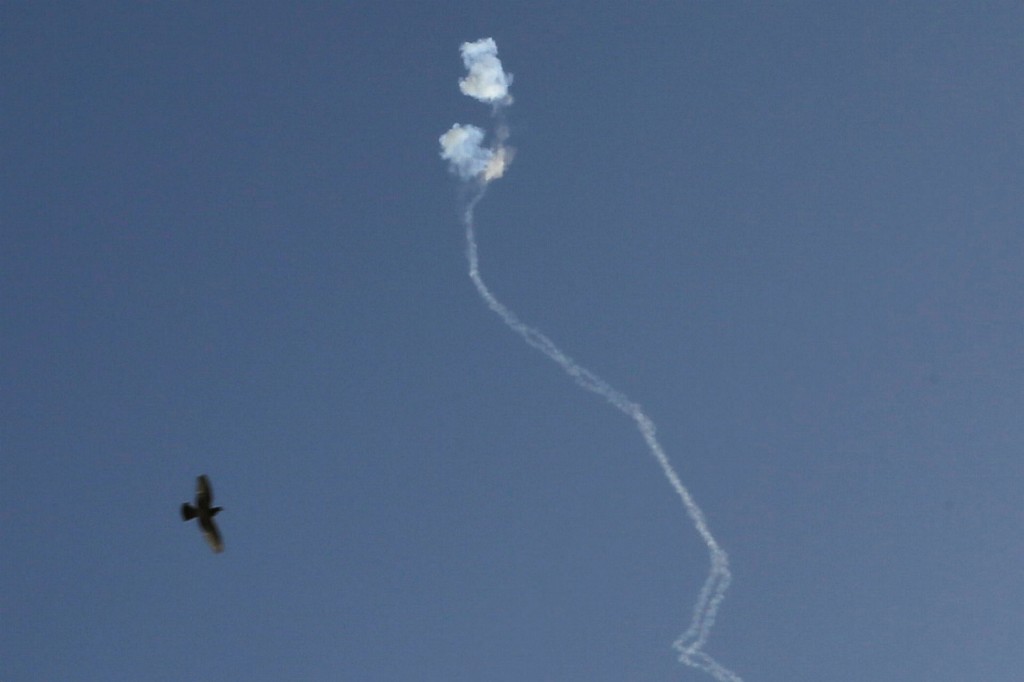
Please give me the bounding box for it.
[458,37,512,105]
[439,124,492,181]
[439,38,514,183]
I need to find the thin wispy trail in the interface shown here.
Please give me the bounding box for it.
[442,39,741,682]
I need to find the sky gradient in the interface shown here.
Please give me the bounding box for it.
[3,3,1022,681]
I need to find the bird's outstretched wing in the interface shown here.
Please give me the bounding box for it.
[201,517,224,553]
[196,475,213,507]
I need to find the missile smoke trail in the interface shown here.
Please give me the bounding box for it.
[439,38,741,682]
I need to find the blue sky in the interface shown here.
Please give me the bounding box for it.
[3,3,1022,681]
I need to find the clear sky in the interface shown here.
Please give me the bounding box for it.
[2,3,1022,681]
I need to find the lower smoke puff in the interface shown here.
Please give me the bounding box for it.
[439,123,512,183]
[439,124,491,180]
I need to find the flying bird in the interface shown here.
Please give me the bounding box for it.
[181,475,224,553]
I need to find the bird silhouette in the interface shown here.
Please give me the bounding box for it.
[181,475,224,553]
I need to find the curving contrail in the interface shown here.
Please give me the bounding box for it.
[439,38,741,682]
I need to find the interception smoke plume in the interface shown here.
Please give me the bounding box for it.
[439,38,741,682]
[439,38,514,184]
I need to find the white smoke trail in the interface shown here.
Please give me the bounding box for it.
[441,39,741,682]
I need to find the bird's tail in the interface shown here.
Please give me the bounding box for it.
[181,503,197,521]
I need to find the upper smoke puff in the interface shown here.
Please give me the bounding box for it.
[458,38,512,104]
